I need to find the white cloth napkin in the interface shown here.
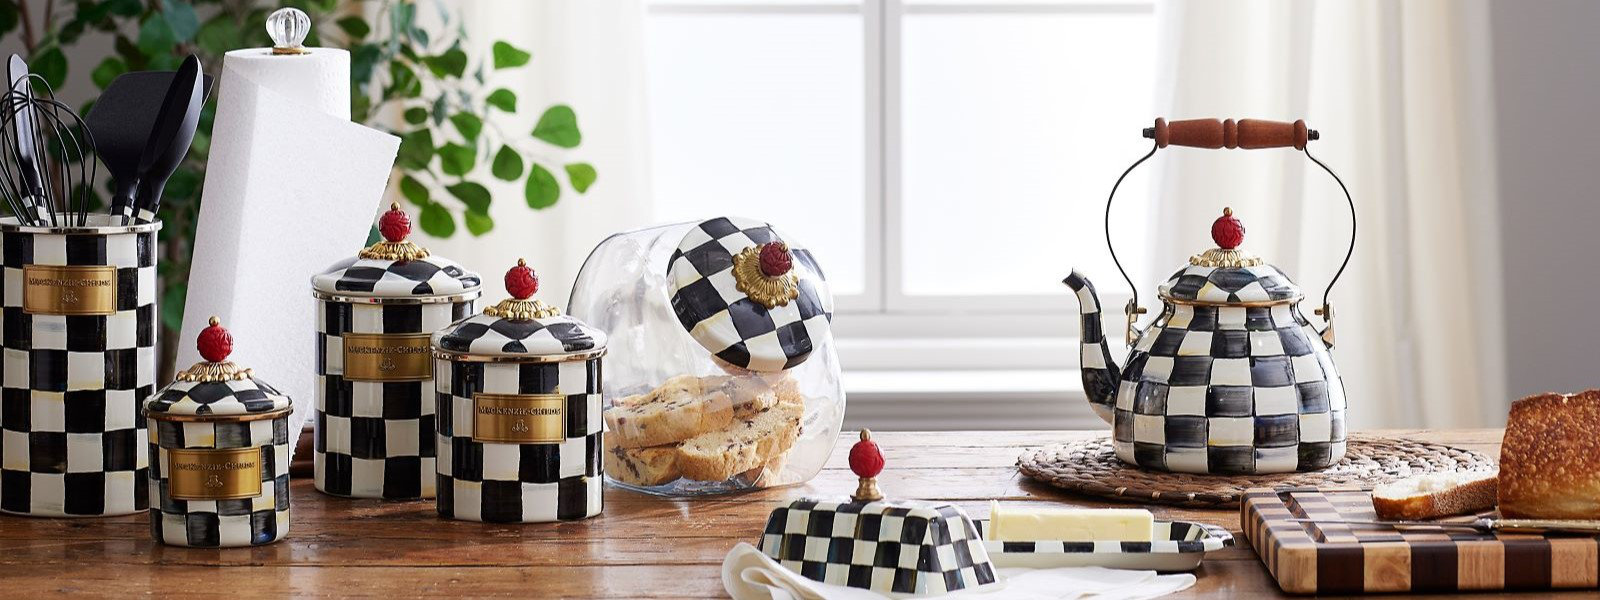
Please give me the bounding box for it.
[722,543,1196,600]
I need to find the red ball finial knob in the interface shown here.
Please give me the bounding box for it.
[197,316,233,363]
[758,242,792,277]
[379,203,411,243]
[1212,207,1245,250]
[849,429,884,479]
[505,258,539,300]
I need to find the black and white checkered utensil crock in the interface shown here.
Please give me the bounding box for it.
[0,216,159,517]
[310,205,480,500]
[145,317,293,547]
[432,259,606,523]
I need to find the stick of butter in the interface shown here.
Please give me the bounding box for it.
[987,501,1154,542]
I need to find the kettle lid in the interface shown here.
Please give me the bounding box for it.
[1156,208,1302,304]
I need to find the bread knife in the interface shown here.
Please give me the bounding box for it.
[1287,517,1600,534]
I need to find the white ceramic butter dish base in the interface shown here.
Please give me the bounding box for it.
[975,520,1232,572]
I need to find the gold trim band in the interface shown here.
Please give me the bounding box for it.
[311,290,482,304]
[432,347,607,364]
[145,406,293,423]
[0,219,163,235]
[1159,294,1302,308]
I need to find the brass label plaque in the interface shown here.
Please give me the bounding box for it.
[473,394,565,444]
[168,447,263,501]
[22,265,116,315]
[342,332,433,382]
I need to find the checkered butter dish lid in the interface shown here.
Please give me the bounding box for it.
[666,216,834,372]
[433,259,607,361]
[145,317,292,418]
[311,204,483,300]
[1158,207,1301,304]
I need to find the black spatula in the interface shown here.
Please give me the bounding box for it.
[86,62,214,224]
[5,54,45,224]
[129,55,205,224]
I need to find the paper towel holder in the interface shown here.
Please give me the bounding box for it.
[268,7,312,56]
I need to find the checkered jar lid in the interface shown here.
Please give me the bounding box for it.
[666,217,834,372]
[433,259,607,360]
[1158,207,1302,304]
[757,498,1000,595]
[145,317,292,417]
[311,204,482,299]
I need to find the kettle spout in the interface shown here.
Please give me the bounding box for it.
[1063,270,1121,424]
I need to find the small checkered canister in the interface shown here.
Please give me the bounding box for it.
[0,216,159,517]
[145,317,293,547]
[309,205,481,500]
[431,259,606,523]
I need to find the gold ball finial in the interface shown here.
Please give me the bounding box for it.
[517,257,527,267]
[1223,206,1233,217]
[390,202,399,211]
[860,429,872,442]
[208,315,220,327]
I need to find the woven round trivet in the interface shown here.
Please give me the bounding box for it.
[1016,434,1496,508]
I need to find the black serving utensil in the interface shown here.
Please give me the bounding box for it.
[86,61,215,224]
[5,54,45,225]
[129,55,205,224]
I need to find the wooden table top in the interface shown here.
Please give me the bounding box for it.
[0,428,1572,598]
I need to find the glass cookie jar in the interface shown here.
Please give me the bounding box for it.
[144,317,293,547]
[431,259,606,523]
[310,204,481,499]
[568,216,844,496]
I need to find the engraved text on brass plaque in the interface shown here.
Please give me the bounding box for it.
[342,332,433,381]
[473,394,565,444]
[22,265,117,316]
[168,447,264,500]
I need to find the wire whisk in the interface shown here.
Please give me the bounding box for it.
[0,74,99,227]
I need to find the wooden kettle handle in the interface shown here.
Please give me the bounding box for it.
[1144,118,1318,150]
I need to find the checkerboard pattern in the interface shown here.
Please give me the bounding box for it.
[433,313,604,358]
[315,300,471,499]
[312,255,481,297]
[433,356,603,523]
[147,415,292,547]
[666,217,834,372]
[757,499,999,596]
[0,224,157,516]
[977,519,1232,556]
[1156,264,1301,304]
[146,378,291,416]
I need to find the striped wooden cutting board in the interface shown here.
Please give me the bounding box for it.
[1242,487,1600,594]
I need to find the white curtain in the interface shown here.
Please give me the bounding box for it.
[410,0,653,305]
[1151,0,1507,428]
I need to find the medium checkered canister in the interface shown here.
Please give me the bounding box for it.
[432,259,606,523]
[0,216,159,517]
[310,205,480,499]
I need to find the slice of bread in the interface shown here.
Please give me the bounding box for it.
[603,437,681,487]
[604,375,733,448]
[1372,471,1498,520]
[676,396,803,482]
[1499,390,1600,519]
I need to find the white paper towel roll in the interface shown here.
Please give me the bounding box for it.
[178,47,398,449]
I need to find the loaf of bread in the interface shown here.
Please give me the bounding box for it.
[1372,472,1497,520]
[1497,390,1600,519]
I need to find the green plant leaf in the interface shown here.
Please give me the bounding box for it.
[421,48,468,78]
[336,16,370,40]
[106,0,143,18]
[396,129,434,170]
[431,95,448,126]
[464,209,493,236]
[387,62,421,98]
[449,112,482,141]
[531,105,581,148]
[195,15,242,56]
[30,47,67,90]
[350,44,381,86]
[525,164,560,209]
[564,163,597,193]
[418,202,456,237]
[137,16,177,54]
[0,2,18,38]
[491,146,524,181]
[438,143,476,176]
[164,1,200,42]
[160,282,187,332]
[399,175,429,206]
[492,41,531,69]
[446,182,491,213]
[404,107,428,125]
[90,57,126,90]
[486,88,516,113]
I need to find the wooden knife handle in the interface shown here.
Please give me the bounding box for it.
[1145,118,1317,150]
[1495,518,1600,533]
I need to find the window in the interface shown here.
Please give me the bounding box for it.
[646,0,1157,374]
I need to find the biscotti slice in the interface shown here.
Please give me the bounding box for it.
[603,437,681,487]
[604,375,734,448]
[676,399,803,482]
[1372,471,1498,520]
[710,375,782,418]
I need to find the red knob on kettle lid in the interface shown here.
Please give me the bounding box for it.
[197,316,233,363]
[379,203,411,243]
[759,242,793,277]
[1212,207,1245,250]
[505,258,539,300]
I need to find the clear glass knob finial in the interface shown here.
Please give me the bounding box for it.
[267,7,311,55]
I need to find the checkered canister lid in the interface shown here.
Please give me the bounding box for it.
[433,258,607,360]
[1157,207,1303,304]
[145,317,292,417]
[666,217,834,372]
[311,204,482,299]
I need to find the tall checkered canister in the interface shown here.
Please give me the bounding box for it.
[310,204,481,499]
[144,317,292,547]
[432,259,606,523]
[0,216,159,517]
